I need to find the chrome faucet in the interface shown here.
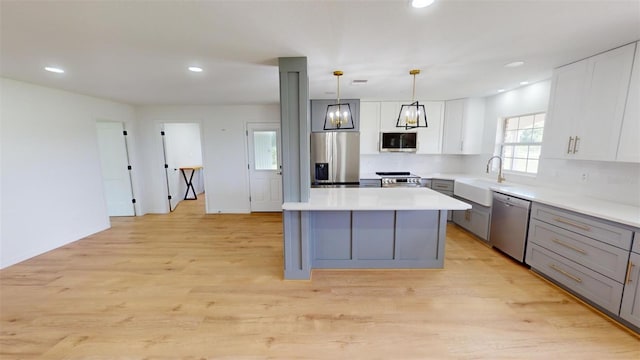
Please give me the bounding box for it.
[486,155,506,183]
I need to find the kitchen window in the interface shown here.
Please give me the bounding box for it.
[498,113,545,174]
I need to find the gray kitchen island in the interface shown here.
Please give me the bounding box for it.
[282,187,471,280]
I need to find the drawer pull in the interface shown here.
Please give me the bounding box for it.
[549,264,583,283]
[626,261,635,284]
[552,238,587,255]
[553,217,591,232]
[435,185,449,189]
[567,136,574,154]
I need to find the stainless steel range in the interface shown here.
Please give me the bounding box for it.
[376,171,421,187]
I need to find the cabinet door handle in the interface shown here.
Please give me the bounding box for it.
[549,264,583,283]
[567,136,574,154]
[553,217,591,232]
[626,261,635,284]
[573,136,580,154]
[465,209,471,221]
[552,238,587,255]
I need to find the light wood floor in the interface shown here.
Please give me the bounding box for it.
[1,198,638,359]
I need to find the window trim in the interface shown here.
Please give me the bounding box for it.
[496,112,546,176]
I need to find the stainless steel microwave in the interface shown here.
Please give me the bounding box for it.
[380,132,417,152]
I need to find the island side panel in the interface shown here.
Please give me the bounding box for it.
[395,210,440,262]
[314,210,445,269]
[313,211,352,260]
[283,211,312,280]
[353,210,395,260]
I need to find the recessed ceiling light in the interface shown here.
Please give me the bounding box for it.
[504,61,525,68]
[498,89,506,93]
[412,0,435,8]
[44,66,64,74]
[520,81,529,85]
[188,66,203,73]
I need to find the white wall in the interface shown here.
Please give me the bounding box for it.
[0,78,138,268]
[465,80,640,206]
[164,123,203,168]
[135,105,280,214]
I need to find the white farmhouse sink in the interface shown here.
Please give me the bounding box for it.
[453,178,511,207]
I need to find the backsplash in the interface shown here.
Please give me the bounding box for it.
[361,154,468,175]
[464,155,640,207]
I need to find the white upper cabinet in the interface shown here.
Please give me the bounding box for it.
[542,60,588,158]
[543,42,636,161]
[417,101,444,154]
[616,42,640,163]
[359,101,381,155]
[442,98,485,154]
[379,102,401,131]
[362,100,445,154]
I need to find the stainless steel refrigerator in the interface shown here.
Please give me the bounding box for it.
[310,132,360,187]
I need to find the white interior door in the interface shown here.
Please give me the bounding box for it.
[96,121,134,216]
[161,127,180,212]
[248,123,282,212]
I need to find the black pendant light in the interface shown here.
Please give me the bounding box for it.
[397,69,428,129]
[324,70,355,130]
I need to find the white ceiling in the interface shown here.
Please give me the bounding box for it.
[1,1,639,106]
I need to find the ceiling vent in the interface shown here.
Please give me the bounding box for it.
[351,79,368,85]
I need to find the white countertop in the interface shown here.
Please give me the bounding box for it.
[282,187,472,211]
[358,172,639,228]
[486,182,640,228]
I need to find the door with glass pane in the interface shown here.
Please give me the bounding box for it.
[247,123,282,212]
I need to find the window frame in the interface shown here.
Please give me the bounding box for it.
[495,112,546,176]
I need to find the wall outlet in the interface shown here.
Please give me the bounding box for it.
[580,173,589,183]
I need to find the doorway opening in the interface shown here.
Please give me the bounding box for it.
[96,120,135,217]
[161,123,205,213]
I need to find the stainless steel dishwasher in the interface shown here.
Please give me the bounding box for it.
[489,192,531,263]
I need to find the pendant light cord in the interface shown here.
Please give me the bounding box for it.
[336,74,341,104]
[412,73,416,102]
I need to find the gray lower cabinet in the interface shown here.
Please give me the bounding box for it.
[620,252,640,328]
[633,231,640,254]
[452,196,490,241]
[620,251,640,328]
[526,202,638,332]
[527,242,624,314]
[528,218,630,282]
[431,179,454,221]
[359,178,382,187]
[311,209,445,269]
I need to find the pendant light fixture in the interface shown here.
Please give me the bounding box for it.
[324,70,354,130]
[396,69,428,129]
